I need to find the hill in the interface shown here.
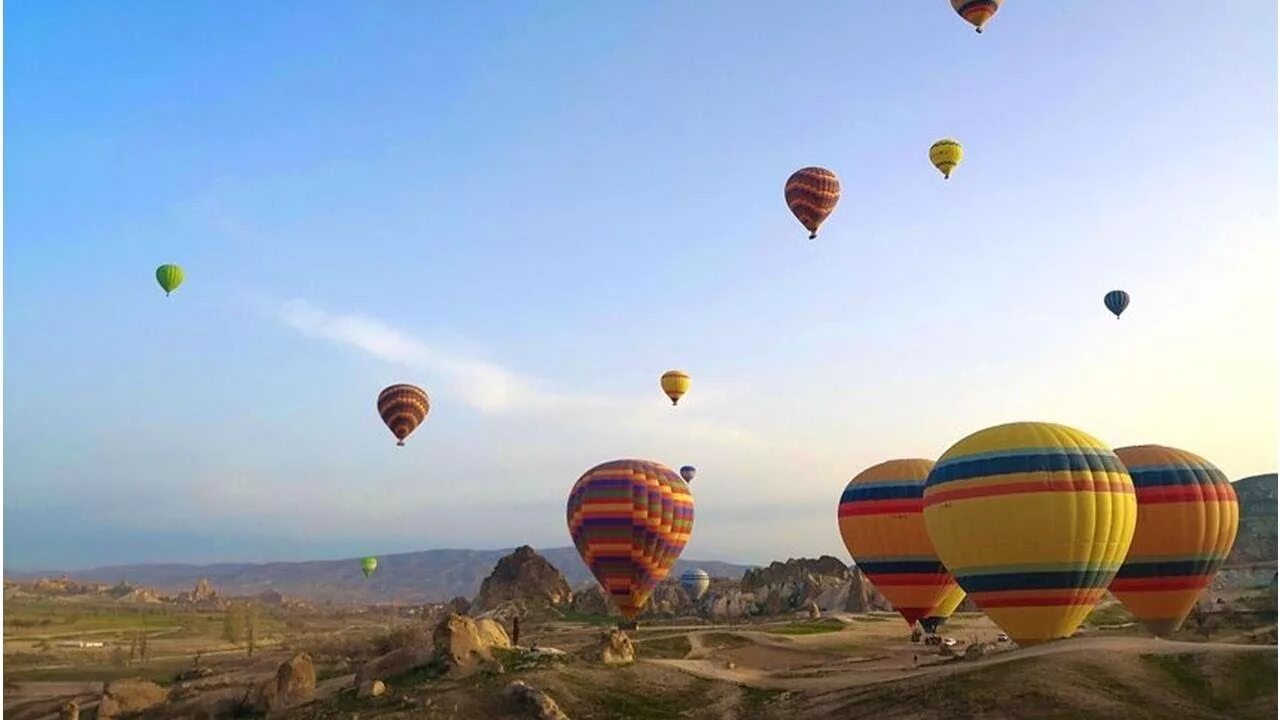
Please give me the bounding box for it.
[1219,474,1277,592]
[3,547,755,604]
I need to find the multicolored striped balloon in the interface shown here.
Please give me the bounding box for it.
[1110,445,1239,637]
[784,167,841,239]
[567,459,695,621]
[951,0,1002,33]
[377,384,430,447]
[838,459,962,628]
[923,422,1136,645]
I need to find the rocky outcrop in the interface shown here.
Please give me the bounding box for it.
[249,652,315,714]
[433,612,511,677]
[739,556,891,615]
[58,700,79,720]
[473,546,573,614]
[98,678,168,719]
[570,584,616,616]
[356,645,435,686]
[504,680,570,720]
[257,590,285,606]
[582,629,634,665]
[448,596,472,615]
[1226,474,1277,565]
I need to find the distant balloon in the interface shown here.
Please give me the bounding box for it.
[567,459,694,621]
[920,585,967,634]
[785,167,841,239]
[155,264,184,296]
[680,465,697,483]
[951,0,1002,33]
[377,384,430,446]
[680,568,711,600]
[838,458,962,629]
[929,139,964,179]
[1109,445,1239,637]
[923,421,1136,645]
[361,556,378,578]
[1104,290,1130,319]
[661,370,691,406]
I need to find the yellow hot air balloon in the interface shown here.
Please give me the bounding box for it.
[660,370,690,406]
[929,139,963,179]
[838,459,962,629]
[923,422,1136,645]
[1109,445,1239,637]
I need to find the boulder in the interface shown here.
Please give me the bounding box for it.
[249,652,315,713]
[504,680,570,720]
[98,678,168,719]
[356,680,386,699]
[58,700,79,720]
[473,546,573,613]
[588,629,634,665]
[356,644,434,686]
[433,612,510,677]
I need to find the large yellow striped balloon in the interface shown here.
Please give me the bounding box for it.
[923,422,1136,645]
[838,459,961,629]
[1110,445,1239,637]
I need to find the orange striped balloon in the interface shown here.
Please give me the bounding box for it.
[567,459,694,621]
[951,0,1002,33]
[377,384,430,447]
[784,167,840,239]
[838,459,962,628]
[1110,445,1239,637]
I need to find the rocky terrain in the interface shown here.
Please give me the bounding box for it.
[1220,474,1278,591]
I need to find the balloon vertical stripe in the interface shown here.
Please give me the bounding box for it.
[785,167,841,239]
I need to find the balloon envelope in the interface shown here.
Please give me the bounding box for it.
[951,0,1002,33]
[661,370,691,406]
[377,384,430,446]
[361,556,378,578]
[784,167,841,239]
[155,264,184,296]
[929,139,964,179]
[680,568,711,600]
[1109,445,1239,636]
[567,459,694,620]
[920,585,967,634]
[839,459,961,628]
[1104,290,1130,318]
[680,465,697,483]
[923,422,1136,645]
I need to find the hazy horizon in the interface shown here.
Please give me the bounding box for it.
[5,2,1277,571]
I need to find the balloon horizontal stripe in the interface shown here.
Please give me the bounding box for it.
[1110,576,1215,592]
[838,499,924,516]
[864,573,954,587]
[1127,466,1231,487]
[839,483,924,502]
[957,569,1118,593]
[973,590,1105,609]
[857,560,949,574]
[1113,558,1227,578]
[1134,486,1237,503]
[925,478,1132,505]
[928,451,1128,486]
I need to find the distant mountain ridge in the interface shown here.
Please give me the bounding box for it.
[4,547,757,604]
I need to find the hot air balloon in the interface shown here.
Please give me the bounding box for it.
[784,167,841,239]
[155,264,184,296]
[361,556,378,578]
[661,370,691,406]
[1109,445,1239,637]
[920,585,967,634]
[929,139,963,179]
[567,459,694,622]
[680,465,697,483]
[1104,290,1130,319]
[680,568,711,601]
[377,384,430,446]
[923,422,1136,645]
[838,459,963,629]
[951,0,1002,33]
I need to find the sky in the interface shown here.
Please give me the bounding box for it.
[3,1,1277,571]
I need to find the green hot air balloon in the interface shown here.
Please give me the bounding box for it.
[361,556,378,579]
[156,264,184,296]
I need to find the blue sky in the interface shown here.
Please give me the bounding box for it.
[4,1,1277,571]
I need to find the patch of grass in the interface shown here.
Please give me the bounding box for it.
[587,678,713,720]
[1140,654,1217,707]
[765,621,845,636]
[702,633,753,649]
[635,635,691,659]
[382,658,447,689]
[740,685,785,714]
[847,615,890,623]
[556,610,618,627]
[1085,602,1134,627]
[1229,652,1277,700]
[6,663,183,685]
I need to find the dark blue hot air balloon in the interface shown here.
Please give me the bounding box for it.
[680,466,696,483]
[1104,290,1130,319]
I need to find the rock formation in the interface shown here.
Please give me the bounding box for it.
[433,612,511,677]
[448,595,472,615]
[473,546,573,614]
[58,700,78,720]
[98,678,168,719]
[582,628,635,665]
[739,556,891,614]
[504,680,570,720]
[356,644,435,686]
[357,679,386,699]
[249,652,316,714]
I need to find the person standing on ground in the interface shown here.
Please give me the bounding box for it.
[512,615,521,647]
